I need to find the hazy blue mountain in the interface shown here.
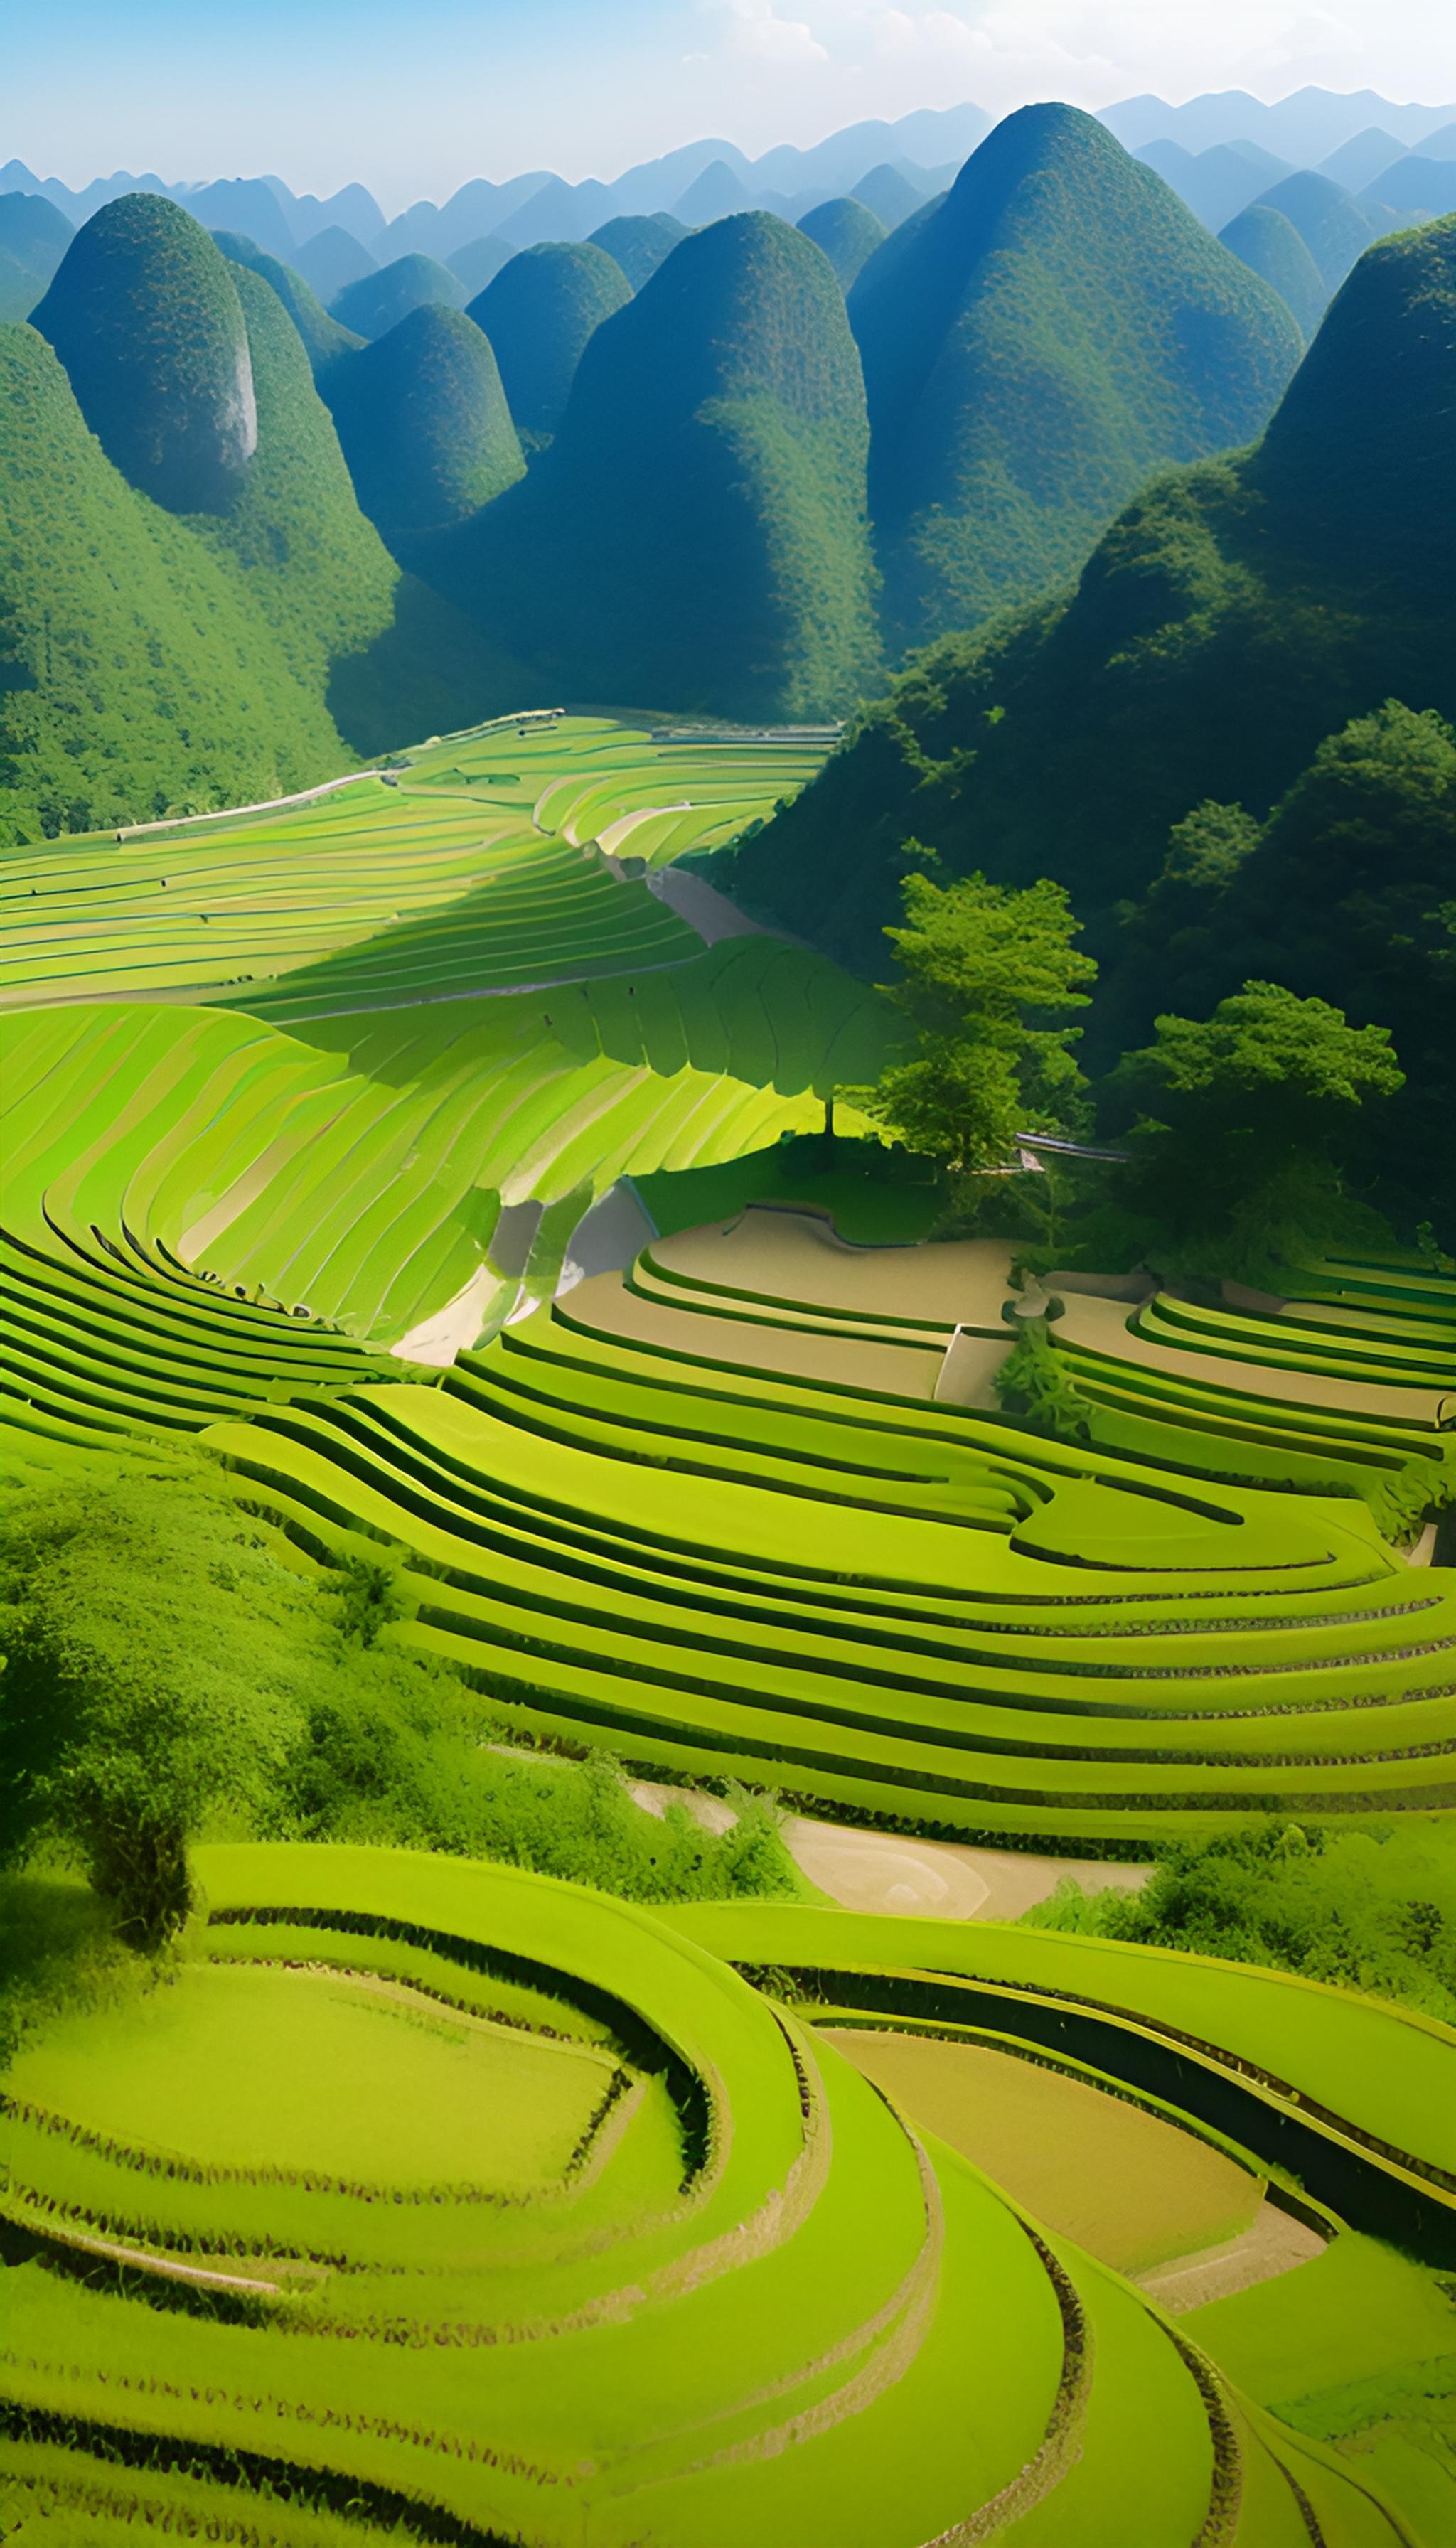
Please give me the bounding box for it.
[1369,158,1456,218]
[1100,87,1456,161]
[382,175,553,260]
[1135,138,1293,230]
[446,235,515,299]
[491,173,618,248]
[1219,203,1328,339]
[293,225,377,304]
[798,196,887,291]
[587,213,685,290]
[283,182,387,249]
[850,163,927,230]
[672,160,754,225]
[1317,129,1408,193]
[1255,169,1381,293]
[175,178,296,259]
[332,252,466,341]
[0,192,73,320]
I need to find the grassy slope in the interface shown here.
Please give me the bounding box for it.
[437,213,882,722]
[719,215,1456,971]
[850,103,1303,649]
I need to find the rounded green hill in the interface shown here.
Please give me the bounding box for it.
[797,193,887,291]
[1219,201,1329,340]
[444,211,882,719]
[326,300,525,535]
[331,249,465,341]
[589,210,687,290]
[31,191,257,513]
[849,101,1305,647]
[466,236,633,437]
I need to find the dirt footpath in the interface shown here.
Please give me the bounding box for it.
[629,1782,1148,1921]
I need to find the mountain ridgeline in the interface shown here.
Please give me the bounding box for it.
[4,105,1451,825]
[718,214,1455,960]
[434,210,882,720]
[847,102,1305,648]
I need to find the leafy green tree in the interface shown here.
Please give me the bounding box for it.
[1,1459,308,1949]
[1104,980,1403,1281]
[1,1452,803,1955]
[1026,1819,1456,2028]
[858,866,1096,1192]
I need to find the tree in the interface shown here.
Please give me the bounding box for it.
[1104,980,1403,1282]
[1,1457,308,1950]
[859,864,1096,1189]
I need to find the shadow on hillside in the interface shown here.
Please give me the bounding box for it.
[326,568,532,757]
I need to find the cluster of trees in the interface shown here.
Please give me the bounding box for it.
[0,1451,798,1959]
[1026,1820,1456,2029]
[856,853,1413,1283]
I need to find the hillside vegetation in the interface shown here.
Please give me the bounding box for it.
[31,192,258,513]
[589,210,685,289]
[211,228,363,377]
[0,324,348,840]
[0,203,508,839]
[331,249,464,340]
[439,212,882,719]
[798,193,887,290]
[466,238,633,439]
[849,102,1304,648]
[720,215,1455,958]
[1219,201,1328,338]
[326,302,524,537]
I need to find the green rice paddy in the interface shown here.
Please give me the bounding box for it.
[2,707,1452,2541]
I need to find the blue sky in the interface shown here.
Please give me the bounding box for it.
[9,0,1455,208]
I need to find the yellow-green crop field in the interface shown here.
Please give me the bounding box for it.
[3,711,1454,2542]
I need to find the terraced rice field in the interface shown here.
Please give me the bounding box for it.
[0,1842,1433,2545]
[4,710,1455,2542]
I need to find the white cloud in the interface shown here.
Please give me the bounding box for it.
[716,1,830,65]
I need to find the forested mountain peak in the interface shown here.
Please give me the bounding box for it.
[32,192,257,513]
[847,100,1304,648]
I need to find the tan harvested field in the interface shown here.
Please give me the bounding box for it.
[567,1269,948,1395]
[654,1214,1017,1327]
[626,1787,1150,1920]
[784,1819,1148,1921]
[1056,1290,1445,1424]
[823,2028,1263,2276]
[1135,2205,1325,2314]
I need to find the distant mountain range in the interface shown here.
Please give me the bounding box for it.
[5,87,1453,289]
